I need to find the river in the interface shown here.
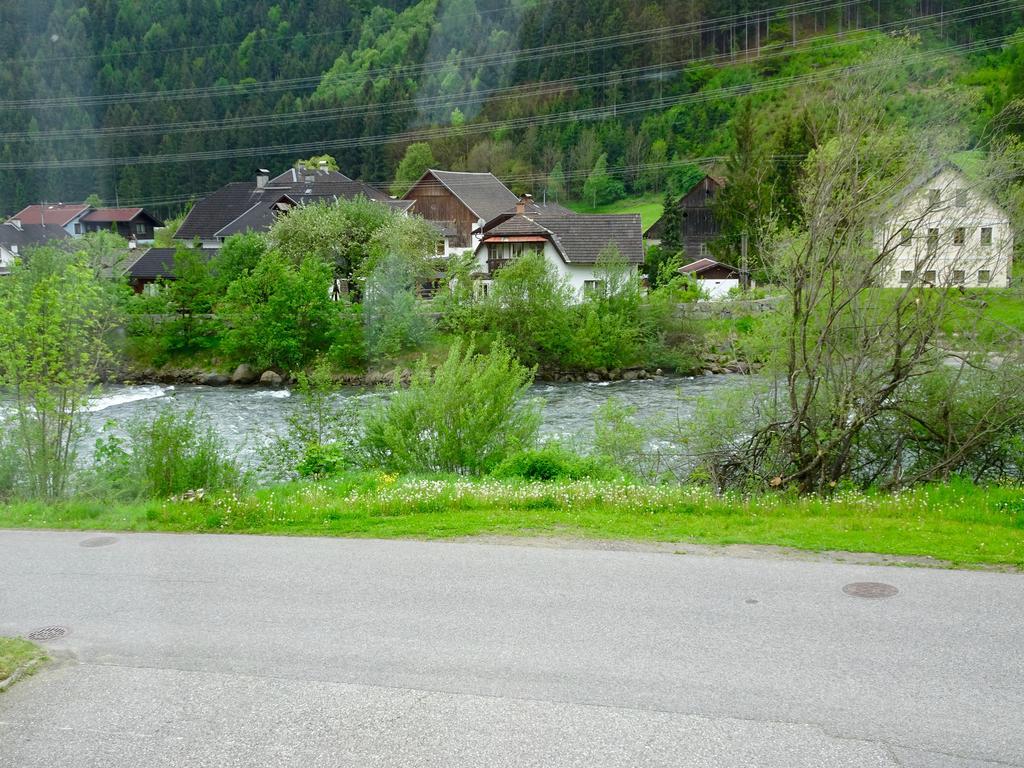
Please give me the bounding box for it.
[11,376,746,471]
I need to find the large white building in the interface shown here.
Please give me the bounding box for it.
[876,165,1013,288]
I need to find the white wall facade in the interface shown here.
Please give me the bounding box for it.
[698,277,739,299]
[474,240,632,301]
[876,168,1013,288]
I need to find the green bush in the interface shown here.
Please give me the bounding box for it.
[93,407,242,499]
[491,446,618,482]
[219,251,349,372]
[361,338,539,474]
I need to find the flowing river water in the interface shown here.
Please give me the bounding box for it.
[9,376,747,471]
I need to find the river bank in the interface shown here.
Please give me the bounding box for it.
[1,475,1019,569]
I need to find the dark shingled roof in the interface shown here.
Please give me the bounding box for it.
[125,248,181,280]
[481,211,644,265]
[176,168,393,241]
[0,220,71,249]
[176,182,259,240]
[411,170,520,223]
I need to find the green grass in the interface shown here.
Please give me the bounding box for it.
[1,475,1022,568]
[0,638,45,684]
[564,194,664,231]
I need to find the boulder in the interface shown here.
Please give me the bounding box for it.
[585,371,601,383]
[199,372,231,387]
[231,363,258,385]
[259,370,284,386]
[622,369,638,381]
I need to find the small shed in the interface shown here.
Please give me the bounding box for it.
[679,257,741,299]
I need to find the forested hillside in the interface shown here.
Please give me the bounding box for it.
[1,0,1023,217]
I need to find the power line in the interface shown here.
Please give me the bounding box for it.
[0,34,1007,172]
[0,0,882,110]
[1,0,1010,143]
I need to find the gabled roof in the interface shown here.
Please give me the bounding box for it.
[269,166,353,185]
[81,207,164,226]
[408,170,520,223]
[480,211,644,265]
[176,169,393,241]
[125,248,181,280]
[176,182,259,240]
[0,220,71,249]
[10,203,89,227]
[679,258,739,275]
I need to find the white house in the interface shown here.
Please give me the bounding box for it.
[472,199,644,299]
[678,257,742,299]
[0,218,71,273]
[876,165,1013,288]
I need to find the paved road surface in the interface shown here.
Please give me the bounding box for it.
[0,530,1021,767]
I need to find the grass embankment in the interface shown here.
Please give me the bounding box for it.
[1,475,1022,568]
[564,194,664,230]
[0,638,46,687]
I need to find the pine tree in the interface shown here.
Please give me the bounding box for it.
[660,190,682,256]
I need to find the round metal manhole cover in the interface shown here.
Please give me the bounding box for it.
[79,536,118,548]
[843,582,899,599]
[26,626,69,642]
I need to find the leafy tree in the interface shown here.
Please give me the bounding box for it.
[546,161,567,201]
[295,154,339,171]
[210,233,268,294]
[391,142,436,196]
[219,251,341,372]
[582,153,626,207]
[0,249,111,498]
[84,192,104,207]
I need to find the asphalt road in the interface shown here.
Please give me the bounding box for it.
[0,530,1021,767]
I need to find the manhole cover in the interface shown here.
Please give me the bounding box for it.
[79,536,118,548]
[843,582,899,599]
[26,626,68,642]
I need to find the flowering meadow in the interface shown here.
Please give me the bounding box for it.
[1,474,1021,568]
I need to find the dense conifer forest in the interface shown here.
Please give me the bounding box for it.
[1,0,1023,216]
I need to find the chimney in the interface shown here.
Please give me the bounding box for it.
[257,172,269,189]
[516,193,533,215]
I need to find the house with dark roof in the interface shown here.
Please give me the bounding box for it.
[123,247,184,293]
[81,208,163,242]
[644,176,723,261]
[403,170,523,252]
[0,219,71,273]
[473,196,644,300]
[176,162,402,250]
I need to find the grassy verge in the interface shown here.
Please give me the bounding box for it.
[1,475,1022,568]
[0,638,46,686]
[564,194,664,230]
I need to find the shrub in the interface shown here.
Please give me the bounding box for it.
[361,338,539,474]
[219,251,344,371]
[258,362,359,481]
[491,446,618,482]
[93,407,241,499]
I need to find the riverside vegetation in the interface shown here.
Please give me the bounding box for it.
[3,42,1024,567]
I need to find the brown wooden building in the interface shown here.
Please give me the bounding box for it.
[402,170,519,249]
[81,207,164,242]
[644,175,723,261]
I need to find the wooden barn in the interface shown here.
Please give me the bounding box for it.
[645,175,723,262]
[402,170,520,251]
